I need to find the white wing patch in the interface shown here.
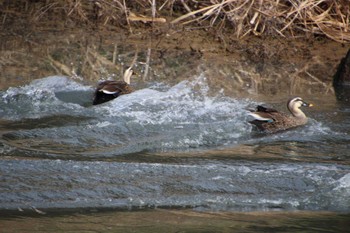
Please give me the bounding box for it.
[101,89,119,94]
[249,113,274,122]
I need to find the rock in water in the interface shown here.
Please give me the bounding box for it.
[333,49,350,102]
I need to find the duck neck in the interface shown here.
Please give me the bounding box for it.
[289,106,306,118]
[123,67,132,85]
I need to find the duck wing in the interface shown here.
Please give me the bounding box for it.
[248,105,278,122]
[256,105,278,113]
[98,81,127,95]
[93,80,134,105]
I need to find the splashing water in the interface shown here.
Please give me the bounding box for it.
[0,75,346,159]
[0,75,349,213]
[0,75,255,157]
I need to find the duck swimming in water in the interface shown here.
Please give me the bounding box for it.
[93,68,133,105]
[248,97,313,133]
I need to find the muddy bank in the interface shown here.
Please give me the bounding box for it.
[1,0,349,98]
[0,19,349,98]
[1,30,347,96]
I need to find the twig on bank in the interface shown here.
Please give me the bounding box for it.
[143,48,152,81]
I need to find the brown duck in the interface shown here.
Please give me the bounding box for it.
[249,97,313,133]
[93,68,133,105]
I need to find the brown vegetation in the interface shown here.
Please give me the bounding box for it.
[0,0,348,96]
[1,0,349,42]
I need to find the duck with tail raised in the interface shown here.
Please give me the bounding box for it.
[93,67,133,105]
[248,97,313,133]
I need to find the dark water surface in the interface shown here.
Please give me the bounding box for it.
[1,209,349,233]
[0,76,349,232]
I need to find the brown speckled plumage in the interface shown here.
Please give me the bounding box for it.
[93,68,134,105]
[93,80,133,105]
[249,97,313,133]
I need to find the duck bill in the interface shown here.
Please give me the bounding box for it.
[303,102,313,107]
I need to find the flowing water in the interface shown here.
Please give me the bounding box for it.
[0,75,349,232]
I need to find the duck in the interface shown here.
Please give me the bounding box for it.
[248,97,313,133]
[93,68,133,105]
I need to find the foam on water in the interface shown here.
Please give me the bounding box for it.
[334,173,350,190]
[1,75,349,213]
[0,75,256,157]
[2,76,91,101]
[99,76,246,125]
[0,76,92,120]
[0,159,348,211]
[0,75,348,159]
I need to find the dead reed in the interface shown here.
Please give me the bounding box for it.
[1,0,349,42]
[171,0,350,43]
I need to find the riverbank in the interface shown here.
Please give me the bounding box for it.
[1,209,349,233]
[1,0,349,97]
[1,26,348,98]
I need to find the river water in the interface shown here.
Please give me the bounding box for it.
[0,75,349,232]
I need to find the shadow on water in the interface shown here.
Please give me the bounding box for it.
[0,209,349,233]
[55,90,94,107]
[0,115,93,131]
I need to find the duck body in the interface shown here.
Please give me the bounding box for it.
[93,67,134,105]
[92,80,133,105]
[249,97,312,133]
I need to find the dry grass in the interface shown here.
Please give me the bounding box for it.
[1,0,349,42]
[171,0,350,42]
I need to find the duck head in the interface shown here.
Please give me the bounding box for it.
[287,97,313,118]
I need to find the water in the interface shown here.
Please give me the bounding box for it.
[0,75,349,232]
